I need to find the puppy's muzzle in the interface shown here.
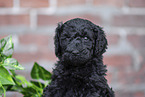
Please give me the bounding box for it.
[66,39,83,55]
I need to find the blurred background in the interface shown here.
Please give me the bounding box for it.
[0,0,145,97]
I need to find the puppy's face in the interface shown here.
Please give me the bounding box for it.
[60,23,95,65]
[55,18,108,66]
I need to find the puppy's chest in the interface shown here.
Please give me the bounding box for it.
[57,70,93,89]
[58,77,93,97]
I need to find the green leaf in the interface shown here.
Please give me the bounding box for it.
[0,82,6,97]
[0,88,3,95]
[0,82,2,87]
[15,75,32,87]
[21,87,42,97]
[0,66,15,85]
[30,81,45,89]
[2,58,24,70]
[0,35,14,58]
[10,70,16,76]
[0,82,4,95]
[12,75,43,96]
[31,62,52,81]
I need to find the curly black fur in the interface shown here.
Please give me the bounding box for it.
[43,18,114,97]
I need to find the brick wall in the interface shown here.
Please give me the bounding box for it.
[0,0,145,97]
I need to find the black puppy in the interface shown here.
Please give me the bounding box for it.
[43,18,114,97]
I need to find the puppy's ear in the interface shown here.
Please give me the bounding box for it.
[54,22,63,58]
[94,26,108,56]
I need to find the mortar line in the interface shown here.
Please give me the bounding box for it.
[30,9,37,30]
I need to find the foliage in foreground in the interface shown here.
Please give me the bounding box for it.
[0,36,52,97]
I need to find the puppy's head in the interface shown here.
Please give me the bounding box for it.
[54,18,107,65]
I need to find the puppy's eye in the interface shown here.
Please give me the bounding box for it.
[84,37,88,40]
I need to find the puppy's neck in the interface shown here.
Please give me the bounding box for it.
[59,57,92,69]
[55,57,106,77]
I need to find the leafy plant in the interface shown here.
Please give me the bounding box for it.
[0,36,52,97]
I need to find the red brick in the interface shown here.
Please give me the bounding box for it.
[19,34,51,46]
[57,0,86,7]
[13,50,56,63]
[116,91,145,97]
[115,91,132,97]
[0,15,30,26]
[134,91,145,97]
[0,0,13,7]
[128,0,145,7]
[93,0,124,7]
[104,55,132,67]
[20,0,49,8]
[112,15,145,27]
[107,34,120,45]
[38,14,102,26]
[133,63,145,84]
[118,63,145,85]
[127,35,145,49]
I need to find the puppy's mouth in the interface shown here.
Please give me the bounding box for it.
[61,49,91,65]
[71,49,88,56]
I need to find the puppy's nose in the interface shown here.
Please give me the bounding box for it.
[76,42,80,47]
[75,38,81,46]
[75,41,82,49]
[75,41,83,52]
[72,50,79,55]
